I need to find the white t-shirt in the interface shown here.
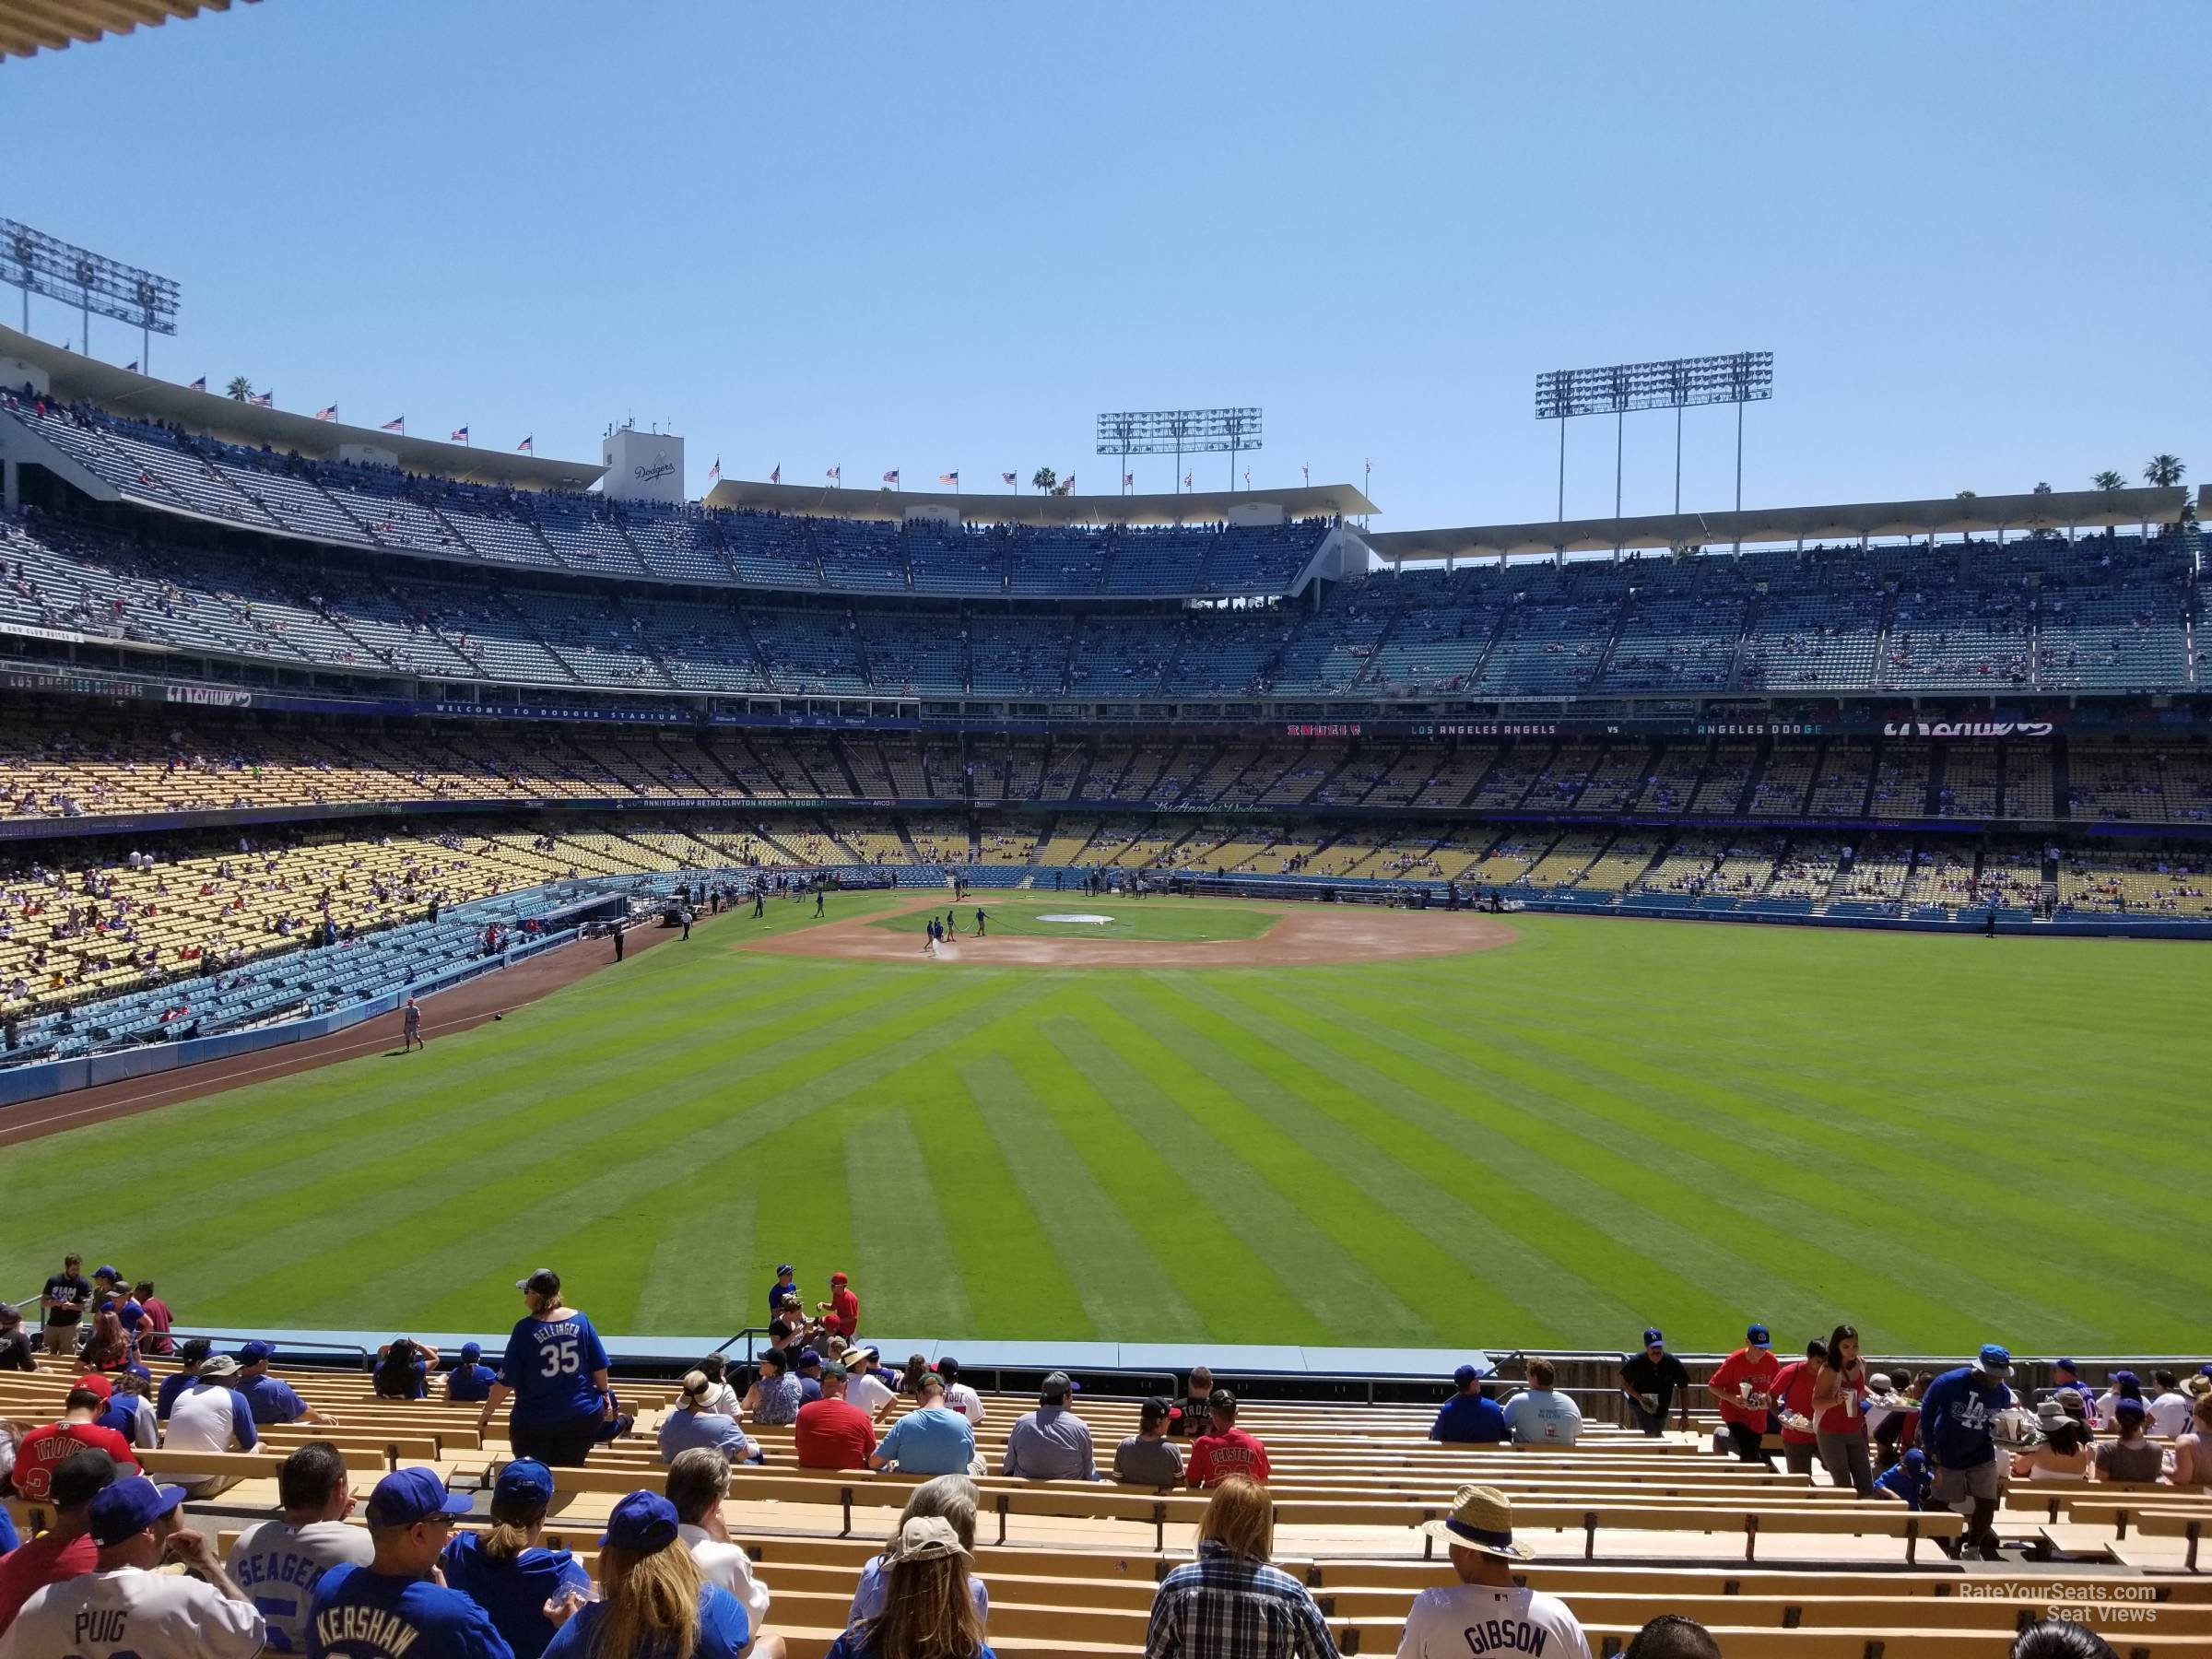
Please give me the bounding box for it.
[0,1565,265,1659]
[944,1382,985,1425]
[227,1516,374,1654]
[849,1371,896,1417]
[678,1523,771,1628]
[164,1381,257,1478]
[700,1381,743,1419]
[1501,1389,1583,1445]
[1396,1583,1592,1659]
[2148,1391,2194,1440]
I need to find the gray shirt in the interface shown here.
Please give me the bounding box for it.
[1002,1404,1096,1480]
[1113,1432,1185,1487]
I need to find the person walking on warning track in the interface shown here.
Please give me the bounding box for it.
[401,996,424,1052]
[815,888,825,916]
[752,886,765,919]
[613,924,625,964]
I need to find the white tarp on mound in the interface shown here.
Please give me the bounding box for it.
[1035,912,1115,924]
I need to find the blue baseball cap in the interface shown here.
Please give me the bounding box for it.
[1746,1324,1772,1349]
[1977,1344,2013,1374]
[601,1489,679,1551]
[365,1467,474,1527]
[460,1342,482,1361]
[88,1476,186,1547]
[2053,1358,2078,1372]
[797,1348,823,1370]
[1902,1448,1926,1469]
[1453,1363,1481,1386]
[2112,1369,2138,1384]
[236,1340,274,1365]
[494,1460,555,1507]
[775,1264,794,1276]
[93,1265,122,1280]
[1641,1328,1664,1347]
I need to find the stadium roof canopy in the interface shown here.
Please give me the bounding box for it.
[0,0,253,61]
[702,477,1376,526]
[0,324,605,490]
[1368,487,2189,563]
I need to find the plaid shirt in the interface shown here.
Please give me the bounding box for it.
[1146,1542,1339,1659]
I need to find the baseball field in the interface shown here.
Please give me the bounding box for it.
[5,893,2208,1356]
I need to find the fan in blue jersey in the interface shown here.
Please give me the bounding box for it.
[307,1468,512,1659]
[475,1269,611,1468]
[439,1461,590,1659]
[444,1342,499,1404]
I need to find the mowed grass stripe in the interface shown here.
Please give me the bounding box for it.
[1218,974,1848,1343]
[958,1051,1205,1342]
[628,1190,759,1336]
[897,1066,1093,1342]
[117,968,972,1319]
[1081,988,1445,1344]
[1172,976,1741,1344]
[846,1104,978,1336]
[0,956,869,1272]
[1019,1019,1320,1344]
[1303,980,2127,1353]
[190,972,1054,1328]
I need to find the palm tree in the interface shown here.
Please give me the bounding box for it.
[225,376,253,402]
[1955,489,1976,500]
[2090,470,2124,491]
[2143,454,2185,488]
[2031,481,2053,494]
[1030,466,1058,495]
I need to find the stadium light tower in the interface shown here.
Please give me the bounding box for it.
[0,220,180,373]
[1097,406,1263,493]
[1535,351,1772,521]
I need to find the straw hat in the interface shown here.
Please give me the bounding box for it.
[1420,1484,1534,1559]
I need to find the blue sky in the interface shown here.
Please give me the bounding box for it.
[8,0,2205,527]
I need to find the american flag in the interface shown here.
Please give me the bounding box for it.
[188,376,206,393]
[517,436,534,453]
[314,405,337,422]
[1301,465,1309,486]
[708,457,721,482]
[1065,473,1074,491]
[1001,472,1018,487]
[937,471,959,486]
[883,469,900,484]
[827,465,841,482]
[381,417,406,433]
[126,361,139,374]
[450,426,469,443]
[1183,472,1192,488]
[770,464,780,484]
[1123,473,1134,488]
[250,392,274,406]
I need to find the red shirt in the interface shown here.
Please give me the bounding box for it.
[1710,1346,1782,1429]
[826,1288,859,1338]
[1772,1361,1819,1445]
[11,1421,139,1500]
[794,1396,877,1470]
[0,1528,98,1636]
[1815,1360,1868,1437]
[1187,1427,1270,1488]
[139,1298,174,1357]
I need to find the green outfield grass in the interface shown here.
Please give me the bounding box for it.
[867,894,1279,942]
[6,901,2209,1355]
